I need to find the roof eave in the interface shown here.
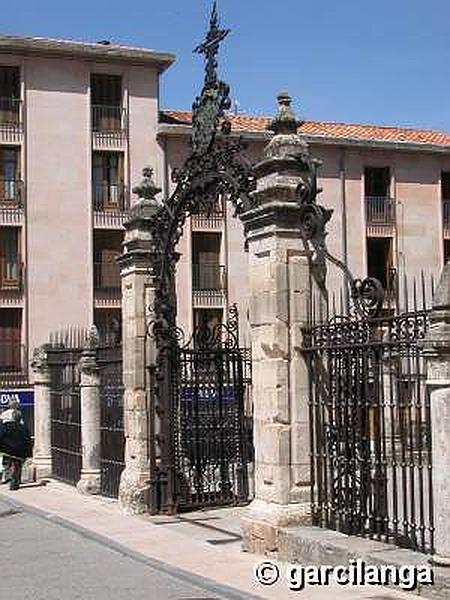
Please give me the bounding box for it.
[0,36,175,72]
[158,122,450,154]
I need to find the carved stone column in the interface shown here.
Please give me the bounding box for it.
[118,168,161,515]
[239,92,325,553]
[423,262,450,565]
[77,327,101,495]
[31,345,52,480]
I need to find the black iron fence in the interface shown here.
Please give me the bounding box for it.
[47,328,124,495]
[303,275,434,554]
[98,342,124,498]
[48,346,82,486]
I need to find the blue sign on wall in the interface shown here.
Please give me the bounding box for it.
[0,389,34,408]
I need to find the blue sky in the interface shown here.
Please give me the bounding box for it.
[3,0,450,131]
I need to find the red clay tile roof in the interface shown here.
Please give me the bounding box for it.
[161,110,450,148]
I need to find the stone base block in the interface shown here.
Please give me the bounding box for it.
[241,498,311,555]
[32,456,52,481]
[118,467,150,515]
[77,470,101,495]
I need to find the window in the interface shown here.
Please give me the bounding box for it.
[0,147,19,201]
[93,231,122,291]
[367,237,394,289]
[91,74,123,132]
[0,67,20,126]
[192,233,222,290]
[444,240,450,264]
[92,152,124,209]
[365,167,390,197]
[0,309,22,370]
[442,172,450,200]
[0,227,20,287]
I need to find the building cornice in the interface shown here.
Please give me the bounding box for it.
[158,122,450,155]
[0,35,175,71]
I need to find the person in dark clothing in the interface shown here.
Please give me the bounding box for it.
[0,408,33,490]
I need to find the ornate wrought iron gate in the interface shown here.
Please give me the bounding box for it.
[303,280,434,554]
[48,347,82,485]
[166,310,250,511]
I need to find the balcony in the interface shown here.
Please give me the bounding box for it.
[94,261,121,307]
[0,258,23,302]
[192,263,226,307]
[92,183,129,228]
[0,342,27,385]
[0,179,24,225]
[0,98,23,142]
[191,203,225,230]
[443,200,450,238]
[91,105,127,149]
[365,196,396,236]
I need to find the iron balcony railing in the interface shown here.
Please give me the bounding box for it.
[91,104,127,133]
[92,183,129,213]
[365,196,396,225]
[0,257,23,290]
[0,342,26,380]
[443,200,450,233]
[192,263,226,291]
[94,261,121,297]
[0,179,24,207]
[0,97,22,128]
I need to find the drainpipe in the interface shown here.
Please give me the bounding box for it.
[339,148,349,312]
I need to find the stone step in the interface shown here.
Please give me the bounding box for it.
[277,525,450,599]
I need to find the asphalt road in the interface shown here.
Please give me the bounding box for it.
[0,499,254,600]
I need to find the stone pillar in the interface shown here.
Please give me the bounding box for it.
[239,92,323,553]
[31,345,52,480]
[77,327,101,495]
[423,262,450,566]
[117,168,161,515]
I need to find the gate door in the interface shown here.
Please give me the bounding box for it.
[48,347,82,485]
[171,341,250,511]
[98,342,125,498]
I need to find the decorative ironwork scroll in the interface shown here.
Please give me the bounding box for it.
[296,154,385,318]
[144,3,255,513]
[147,2,255,352]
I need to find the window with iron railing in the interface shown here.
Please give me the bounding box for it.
[364,166,394,226]
[0,256,22,290]
[94,261,121,292]
[92,152,128,212]
[0,147,22,206]
[192,263,226,291]
[0,308,23,373]
[0,67,21,129]
[91,74,125,133]
[0,227,21,289]
[365,196,395,225]
[443,200,450,230]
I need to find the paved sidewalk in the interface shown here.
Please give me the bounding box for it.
[0,480,415,599]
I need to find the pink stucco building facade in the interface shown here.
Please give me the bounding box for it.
[1,34,450,387]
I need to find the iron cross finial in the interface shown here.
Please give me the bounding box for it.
[194,1,230,86]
